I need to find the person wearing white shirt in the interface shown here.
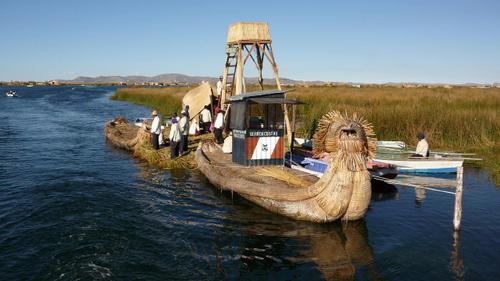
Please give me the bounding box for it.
[413,132,429,157]
[213,110,225,144]
[189,119,200,135]
[169,113,182,158]
[178,111,189,153]
[150,110,161,150]
[216,76,223,97]
[200,105,212,134]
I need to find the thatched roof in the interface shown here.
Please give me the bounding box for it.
[182,81,214,118]
[227,22,271,43]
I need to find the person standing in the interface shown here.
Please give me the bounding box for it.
[213,109,225,144]
[169,113,181,158]
[216,76,223,97]
[150,110,160,150]
[183,105,190,120]
[200,105,212,134]
[179,111,189,153]
[412,132,429,157]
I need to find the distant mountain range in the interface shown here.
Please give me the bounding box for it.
[67,73,317,85]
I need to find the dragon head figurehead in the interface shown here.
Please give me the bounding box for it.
[313,111,376,171]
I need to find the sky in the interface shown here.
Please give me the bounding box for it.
[1,0,499,84]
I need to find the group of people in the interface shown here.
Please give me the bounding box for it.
[148,101,227,158]
[149,106,190,158]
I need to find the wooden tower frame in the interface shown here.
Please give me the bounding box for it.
[220,22,291,142]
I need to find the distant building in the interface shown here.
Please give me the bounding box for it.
[403,84,416,88]
[48,80,60,86]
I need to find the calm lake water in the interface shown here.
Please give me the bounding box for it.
[0,86,499,280]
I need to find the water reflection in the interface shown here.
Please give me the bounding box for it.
[132,165,470,280]
[310,221,381,280]
[239,219,381,280]
[450,231,465,281]
[371,179,399,201]
[415,187,426,205]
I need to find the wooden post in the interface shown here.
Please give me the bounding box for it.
[266,44,293,146]
[453,166,464,231]
[234,43,244,96]
[290,104,296,156]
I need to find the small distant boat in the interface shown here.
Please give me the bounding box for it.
[26,84,34,88]
[134,117,153,127]
[376,140,406,149]
[5,90,17,97]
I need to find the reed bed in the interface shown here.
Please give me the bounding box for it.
[286,86,499,150]
[111,85,499,184]
[286,85,499,184]
[111,87,192,116]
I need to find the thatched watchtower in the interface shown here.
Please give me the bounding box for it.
[220,22,282,105]
[221,22,291,143]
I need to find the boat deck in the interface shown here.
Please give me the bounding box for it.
[202,146,319,189]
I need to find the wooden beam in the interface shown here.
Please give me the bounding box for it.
[266,44,293,146]
[243,44,256,65]
[256,44,264,90]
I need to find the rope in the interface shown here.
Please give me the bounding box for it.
[372,175,456,195]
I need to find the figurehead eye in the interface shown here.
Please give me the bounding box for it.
[341,129,357,136]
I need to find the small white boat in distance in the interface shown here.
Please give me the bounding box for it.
[377,140,407,149]
[374,157,463,174]
[134,117,153,127]
[5,90,17,97]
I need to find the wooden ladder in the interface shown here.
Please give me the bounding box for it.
[224,49,238,101]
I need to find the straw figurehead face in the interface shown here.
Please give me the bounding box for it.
[313,111,376,160]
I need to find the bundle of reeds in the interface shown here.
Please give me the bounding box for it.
[256,167,311,188]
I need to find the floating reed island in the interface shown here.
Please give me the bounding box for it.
[104,117,211,169]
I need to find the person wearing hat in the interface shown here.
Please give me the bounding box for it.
[171,111,179,121]
[213,109,225,144]
[183,105,190,120]
[150,110,161,150]
[169,112,182,158]
[178,110,189,153]
[412,132,429,157]
[200,105,212,134]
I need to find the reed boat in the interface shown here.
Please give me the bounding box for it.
[196,109,377,222]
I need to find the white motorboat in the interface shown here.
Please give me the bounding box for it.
[5,90,17,97]
[377,140,407,149]
[374,157,463,174]
[134,117,153,127]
